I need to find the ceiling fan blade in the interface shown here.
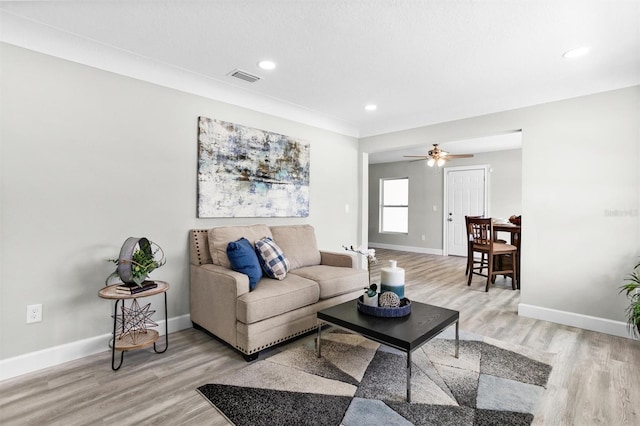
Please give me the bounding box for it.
[447,154,474,158]
[403,155,428,158]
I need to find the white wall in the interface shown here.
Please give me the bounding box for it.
[360,86,640,335]
[368,149,522,252]
[0,43,361,362]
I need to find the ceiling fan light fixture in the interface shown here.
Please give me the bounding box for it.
[404,143,473,166]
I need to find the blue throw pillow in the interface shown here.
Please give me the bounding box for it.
[227,238,263,290]
[255,237,290,280]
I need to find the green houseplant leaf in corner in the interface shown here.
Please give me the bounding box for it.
[619,259,640,338]
[106,237,166,286]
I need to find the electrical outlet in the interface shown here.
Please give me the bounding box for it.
[26,304,42,323]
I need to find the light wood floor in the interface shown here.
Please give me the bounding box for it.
[1,249,639,425]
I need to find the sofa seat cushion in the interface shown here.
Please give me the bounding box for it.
[236,274,319,324]
[208,224,272,269]
[290,265,368,299]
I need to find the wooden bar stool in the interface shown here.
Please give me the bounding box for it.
[464,215,485,275]
[466,217,518,292]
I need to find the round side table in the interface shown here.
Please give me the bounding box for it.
[98,281,169,370]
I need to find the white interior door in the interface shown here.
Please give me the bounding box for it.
[444,166,488,256]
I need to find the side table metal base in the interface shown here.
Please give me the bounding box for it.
[109,292,169,371]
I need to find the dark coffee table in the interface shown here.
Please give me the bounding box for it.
[316,299,459,402]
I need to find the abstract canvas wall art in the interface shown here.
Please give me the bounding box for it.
[197,117,310,218]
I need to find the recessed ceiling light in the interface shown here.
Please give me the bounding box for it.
[562,46,590,59]
[364,104,377,111]
[258,60,276,70]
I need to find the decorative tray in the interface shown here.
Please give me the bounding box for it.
[357,296,411,318]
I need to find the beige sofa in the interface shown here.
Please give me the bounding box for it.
[189,224,368,360]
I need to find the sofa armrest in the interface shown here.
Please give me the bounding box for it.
[190,264,250,348]
[320,251,357,268]
[194,264,251,296]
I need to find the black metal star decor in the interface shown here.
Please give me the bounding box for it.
[112,298,158,344]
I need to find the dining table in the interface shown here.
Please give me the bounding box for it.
[493,222,521,288]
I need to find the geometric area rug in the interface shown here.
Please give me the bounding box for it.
[197,328,554,426]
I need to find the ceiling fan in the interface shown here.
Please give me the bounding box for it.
[403,144,474,167]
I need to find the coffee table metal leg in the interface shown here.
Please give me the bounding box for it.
[407,351,412,402]
[455,320,459,358]
[316,324,322,358]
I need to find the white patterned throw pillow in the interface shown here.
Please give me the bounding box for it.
[254,237,290,280]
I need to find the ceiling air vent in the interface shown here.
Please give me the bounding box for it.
[228,69,261,83]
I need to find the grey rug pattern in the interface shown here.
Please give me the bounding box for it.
[198,329,553,425]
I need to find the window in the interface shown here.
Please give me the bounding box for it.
[380,178,408,233]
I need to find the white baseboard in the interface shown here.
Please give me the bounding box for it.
[4,304,631,383]
[369,242,443,256]
[0,314,192,382]
[518,303,634,339]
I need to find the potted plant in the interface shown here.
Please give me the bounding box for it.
[363,283,379,307]
[343,244,377,284]
[106,237,165,286]
[619,259,640,338]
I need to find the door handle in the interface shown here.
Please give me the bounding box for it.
[447,218,453,222]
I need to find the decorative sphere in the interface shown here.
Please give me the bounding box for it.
[379,291,401,307]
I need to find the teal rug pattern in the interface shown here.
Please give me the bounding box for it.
[198,329,553,425]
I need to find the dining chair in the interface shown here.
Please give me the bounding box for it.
[464,215,484,275]
[467,217,518,292]
[464,215,506,276]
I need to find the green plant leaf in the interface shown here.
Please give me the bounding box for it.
[365,283,378,297]
[620,259,640,338]
[107,238,166,286]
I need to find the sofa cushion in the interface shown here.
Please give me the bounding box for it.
[290,265,368,299]
[255,237,290,280]
[236,275,320,324]
[208,224,272,268]
[227,238,263,290]
[270,224,321,270]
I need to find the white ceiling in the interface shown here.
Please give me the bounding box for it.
[1,1,638,160]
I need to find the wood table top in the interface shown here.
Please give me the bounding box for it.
[98,280,169,300]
